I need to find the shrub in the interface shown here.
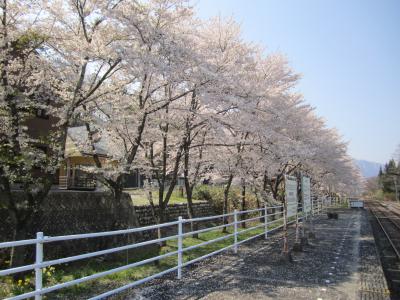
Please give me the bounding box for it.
[193,185,260,214]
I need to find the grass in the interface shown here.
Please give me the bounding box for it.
[125,188,206,206]
[0,219,284,299]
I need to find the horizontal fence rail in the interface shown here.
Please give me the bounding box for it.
[0,198,344,300]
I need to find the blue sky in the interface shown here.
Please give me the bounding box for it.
[194,0,400,164]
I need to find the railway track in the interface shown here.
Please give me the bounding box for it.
[367,201,400,298]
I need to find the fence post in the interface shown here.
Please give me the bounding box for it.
[264,204,268,239]
[35,232,44,300]
[177,216,183,279]
[233,209,238,254]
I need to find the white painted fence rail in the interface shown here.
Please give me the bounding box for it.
[0,201,331,300]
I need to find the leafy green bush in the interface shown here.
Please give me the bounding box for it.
[193,185,224,213]
[192,185,213,201]
[193,185,260,213]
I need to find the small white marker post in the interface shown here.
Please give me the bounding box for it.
[35,232,44,300]
[295,210,300,244]
[309,193,315,236]
[177,216,183,279]
[234,209,238,254]
[264,204,268,239]
[302,209,306,238]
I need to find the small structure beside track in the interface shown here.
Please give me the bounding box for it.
[349,198,365,208]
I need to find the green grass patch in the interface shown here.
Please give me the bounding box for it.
[125,188,206,206]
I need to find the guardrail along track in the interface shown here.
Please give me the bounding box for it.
[0,206,290,300]
[367,201,400,297]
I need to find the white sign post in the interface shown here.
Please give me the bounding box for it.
[285,175,298,218]
[286,175,301,248]
[301,176,311,216]
[282,175,298,254]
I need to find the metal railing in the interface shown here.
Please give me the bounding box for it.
[58,176,68,190]
[0,202,328,300]
[57,175,96,190]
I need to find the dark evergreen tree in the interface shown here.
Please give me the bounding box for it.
[381,159,399,193]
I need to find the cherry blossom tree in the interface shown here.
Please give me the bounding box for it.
[0,0,124,267]
[0,0,364,265]
[81,0,213,205]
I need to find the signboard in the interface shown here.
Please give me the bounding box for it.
[349,199,364,208]
[285,175,298,217]
[301,176,311,213]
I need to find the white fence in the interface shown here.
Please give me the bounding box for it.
[0,199,336,300]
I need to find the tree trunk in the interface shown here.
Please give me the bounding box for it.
[183,133,199,238]
[186,187,199,238]
[222,174,233,233]
[10,219,28,267]
[108,177,142,250]
[7,183,52,272]
[104,193,141,254]
[282,199,289,255]
[9,208,35,278]
[109,177,125,230]
[241,179,246,228]
[254,189,261,209]
[156,177,171,247]
[157,202,167,247]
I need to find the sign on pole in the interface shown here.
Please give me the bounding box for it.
[285,175,298,218]
[301,176,311,213]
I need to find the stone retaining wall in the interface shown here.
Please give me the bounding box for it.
[0,191,214,263]
[134,202,213,226]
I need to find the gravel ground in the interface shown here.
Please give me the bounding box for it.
[358,212,391,300]
[124,209,389,300]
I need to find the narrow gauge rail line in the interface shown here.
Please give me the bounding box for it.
[367,201,400,297]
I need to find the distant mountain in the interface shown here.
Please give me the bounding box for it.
[354,159,383,178]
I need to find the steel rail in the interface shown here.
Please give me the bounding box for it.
[373,202,400,231]
[387,217,400,231]
[369,204,400,260]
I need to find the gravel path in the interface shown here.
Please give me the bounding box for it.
[359,211,391,300]
[125,209,389,300]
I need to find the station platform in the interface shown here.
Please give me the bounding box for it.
[128,209,390,300]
